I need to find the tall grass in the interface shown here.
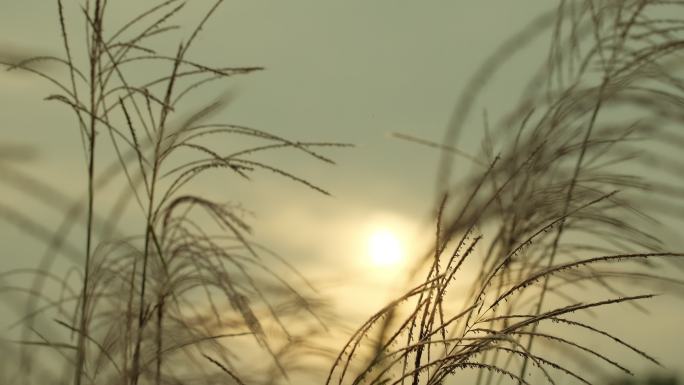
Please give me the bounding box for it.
[2,1,684,385]
[329,1,684,384]
[1,1,345,384]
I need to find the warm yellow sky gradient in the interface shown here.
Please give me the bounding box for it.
[2,1,684,384]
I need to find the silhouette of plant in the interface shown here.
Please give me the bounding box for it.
[330,1,684,384]
[1,1,346,384]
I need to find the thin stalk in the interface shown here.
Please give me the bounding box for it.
[130,43,181,385]
[155,294,165,385]
[75,2,102,385]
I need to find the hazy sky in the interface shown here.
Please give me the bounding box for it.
[1,1,683,383]
[0,0,554,309]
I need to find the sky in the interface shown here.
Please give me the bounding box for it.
[0,0,555,315]
[1,1,683,384]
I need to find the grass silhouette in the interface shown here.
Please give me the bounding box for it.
[2,1,346,384]
[329,1,684,384]
[2,1,684,385]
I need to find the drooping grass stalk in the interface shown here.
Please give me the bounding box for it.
[519,1,652,379]
[518,74,609,385]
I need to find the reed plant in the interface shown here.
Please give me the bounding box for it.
[330,1,684,384]
[1,1,344,384]
[2,1,684,385]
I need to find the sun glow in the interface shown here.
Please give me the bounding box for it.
[368,229,404,267]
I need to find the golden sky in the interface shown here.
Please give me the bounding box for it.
[1,1,683,384]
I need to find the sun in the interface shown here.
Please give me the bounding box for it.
[368,229,404,267]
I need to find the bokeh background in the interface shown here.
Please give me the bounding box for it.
[1,1,682,384]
